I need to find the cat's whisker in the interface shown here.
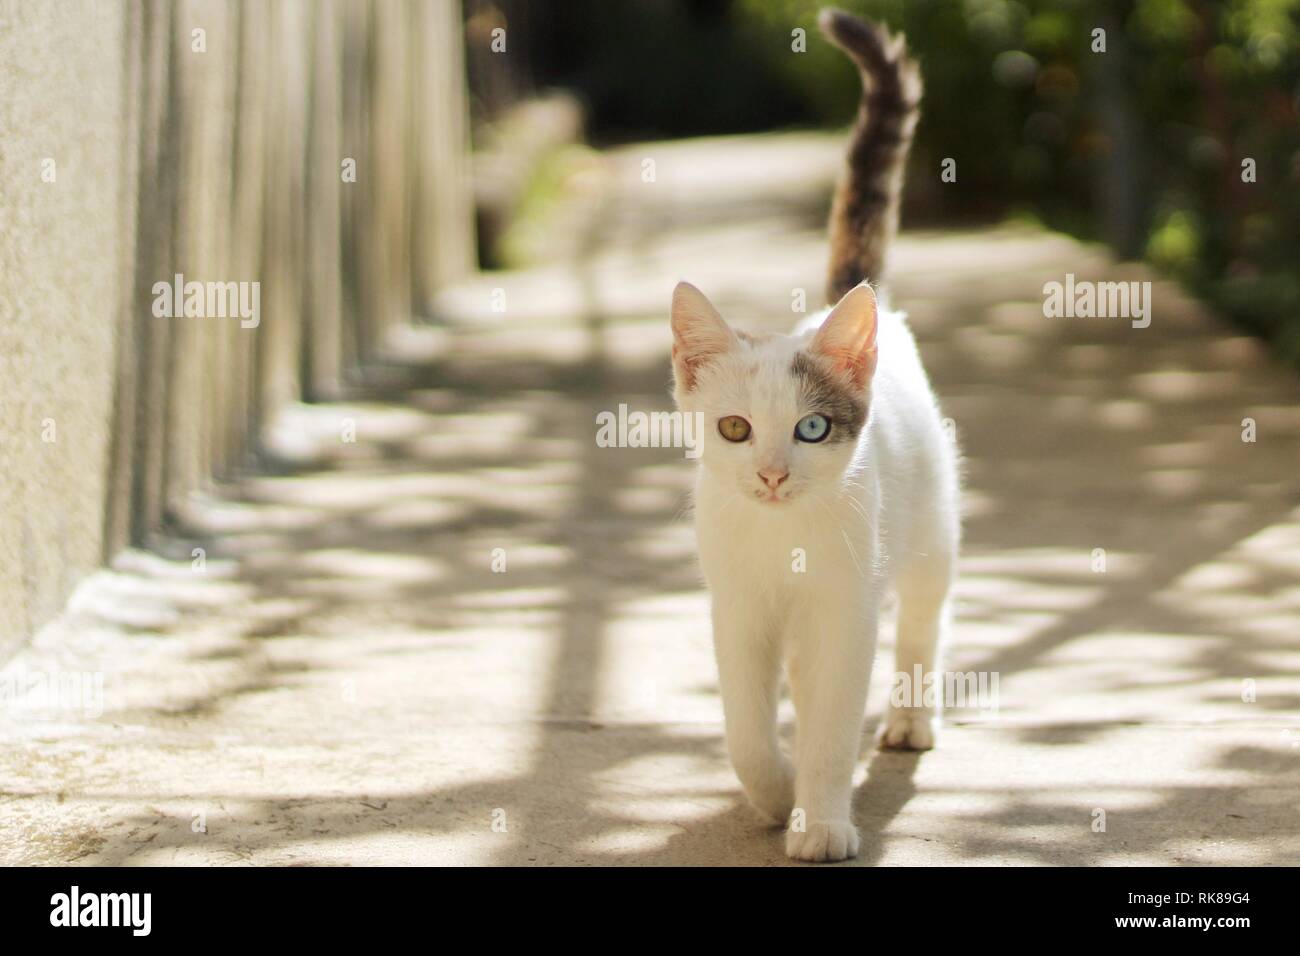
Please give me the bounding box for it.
[808,489,868,580]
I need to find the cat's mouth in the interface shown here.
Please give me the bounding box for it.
[754,489,792,504]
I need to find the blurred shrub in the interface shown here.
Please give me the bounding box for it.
[745,0,1300,359]
[501,0,1300,359]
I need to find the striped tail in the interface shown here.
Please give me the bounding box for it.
[819,8,922,304]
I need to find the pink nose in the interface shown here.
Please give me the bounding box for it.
[758,467,789,489]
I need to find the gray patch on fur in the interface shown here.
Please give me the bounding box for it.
[791,352,867,442]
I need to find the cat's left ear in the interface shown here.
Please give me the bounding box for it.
[671,281,738,391]
[811,281,878,390]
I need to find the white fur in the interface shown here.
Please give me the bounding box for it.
[672,282,960,862]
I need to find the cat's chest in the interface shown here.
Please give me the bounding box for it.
[695,503,874,591]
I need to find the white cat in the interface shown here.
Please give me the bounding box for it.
[669,10,959,862]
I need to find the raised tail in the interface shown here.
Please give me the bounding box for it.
[820,8,922,304]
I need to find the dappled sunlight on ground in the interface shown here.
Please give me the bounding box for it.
[1,132,1297,865]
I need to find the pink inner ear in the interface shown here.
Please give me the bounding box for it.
[826,344,877,386]
[817,347,876,391]
[673,338,728,391]
[813,283,878,388]
[671,282,736,390]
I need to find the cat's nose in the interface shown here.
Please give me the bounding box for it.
[758,467,789,489]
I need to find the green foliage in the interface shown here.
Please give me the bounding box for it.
[736,0,1300,360]
[531,0,1299,357]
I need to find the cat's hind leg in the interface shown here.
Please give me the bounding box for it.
[880,552,953,751]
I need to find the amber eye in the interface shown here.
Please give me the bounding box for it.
[718,415,752,442]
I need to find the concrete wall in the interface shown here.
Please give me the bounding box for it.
[0,0,474,660]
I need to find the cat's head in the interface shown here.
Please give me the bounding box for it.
[670,281,878,505]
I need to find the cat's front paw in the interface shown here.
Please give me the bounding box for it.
[785,819,860,862]
[879,709,936,750]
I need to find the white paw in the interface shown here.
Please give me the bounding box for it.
[879,709,936,750]
[785,819,860,862]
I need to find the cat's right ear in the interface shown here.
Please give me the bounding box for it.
[671,281,737,391]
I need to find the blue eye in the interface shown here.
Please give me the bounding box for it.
[794,413,830,443]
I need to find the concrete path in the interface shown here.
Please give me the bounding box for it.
[3,133,1299,865]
